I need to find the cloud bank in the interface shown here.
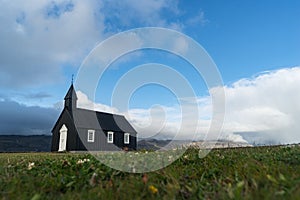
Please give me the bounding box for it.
[222,67,300,144]
[0,0,203,89]
[0,99,59,135]
[75,66,300,144]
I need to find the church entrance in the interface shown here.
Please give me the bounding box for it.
[58,124,68,152]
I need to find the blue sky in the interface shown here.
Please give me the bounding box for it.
[0,0,300,144]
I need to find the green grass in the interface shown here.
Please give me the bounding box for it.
[1,145,300,199]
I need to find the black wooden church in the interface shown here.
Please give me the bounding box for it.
[51,84,137,152]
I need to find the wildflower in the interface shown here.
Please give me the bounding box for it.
[77,159,84,164]
[89,172,97,187]
[62,160,70,167]
[77,158,90,164]
[142,173,148,184]
[266,174,277,184]
[28,162,35,170]
[107,179,113,187]
[149,185,158,194]
[236,181,244,188]
[132,167,136,173]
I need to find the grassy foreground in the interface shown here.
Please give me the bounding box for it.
[0,145,300,199]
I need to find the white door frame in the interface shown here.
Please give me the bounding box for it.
[58,124,68,152]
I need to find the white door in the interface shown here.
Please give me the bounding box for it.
[58,124,68,152]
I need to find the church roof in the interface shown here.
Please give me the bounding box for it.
[64,84,77,100]
[73,108,137,133]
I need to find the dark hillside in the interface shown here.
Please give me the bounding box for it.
[0,135,52,152]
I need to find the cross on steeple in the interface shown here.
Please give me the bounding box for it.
[71,74,74,84]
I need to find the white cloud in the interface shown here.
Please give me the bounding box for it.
[0,0,201,89]
[87,31,143,65]
[76,91,118,114]
[124,105,183,139]
[186,11,208,27]
[101,0,182,31]
[221,67,300,144]
[75,66,300,144]
[0,0,103,87]
[172,36,189,55]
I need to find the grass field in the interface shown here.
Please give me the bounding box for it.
[1,145,300,199]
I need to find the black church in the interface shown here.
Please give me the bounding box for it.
[51,84,137,152]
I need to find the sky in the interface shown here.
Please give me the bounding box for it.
[0,0,300,144]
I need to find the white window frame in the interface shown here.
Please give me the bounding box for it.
[87,130,95,142]
[107,131,114,143]
[124,133,130,144]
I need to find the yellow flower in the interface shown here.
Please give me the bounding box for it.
[149,185,158,194]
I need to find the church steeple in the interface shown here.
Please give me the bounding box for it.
[64,83,77,113]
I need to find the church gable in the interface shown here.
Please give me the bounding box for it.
[51,108,78,151]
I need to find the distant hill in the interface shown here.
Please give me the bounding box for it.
[0,136,168,152]
[0,136,164,152]
[138,139,252,150]
[0,135,52,152]
[137,139,172,150]
[0,135,252,152]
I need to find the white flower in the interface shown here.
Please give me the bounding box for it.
[28,162,35,170]
[77,158,90,164]
[77,159,84,164]
[89,172,97,187]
